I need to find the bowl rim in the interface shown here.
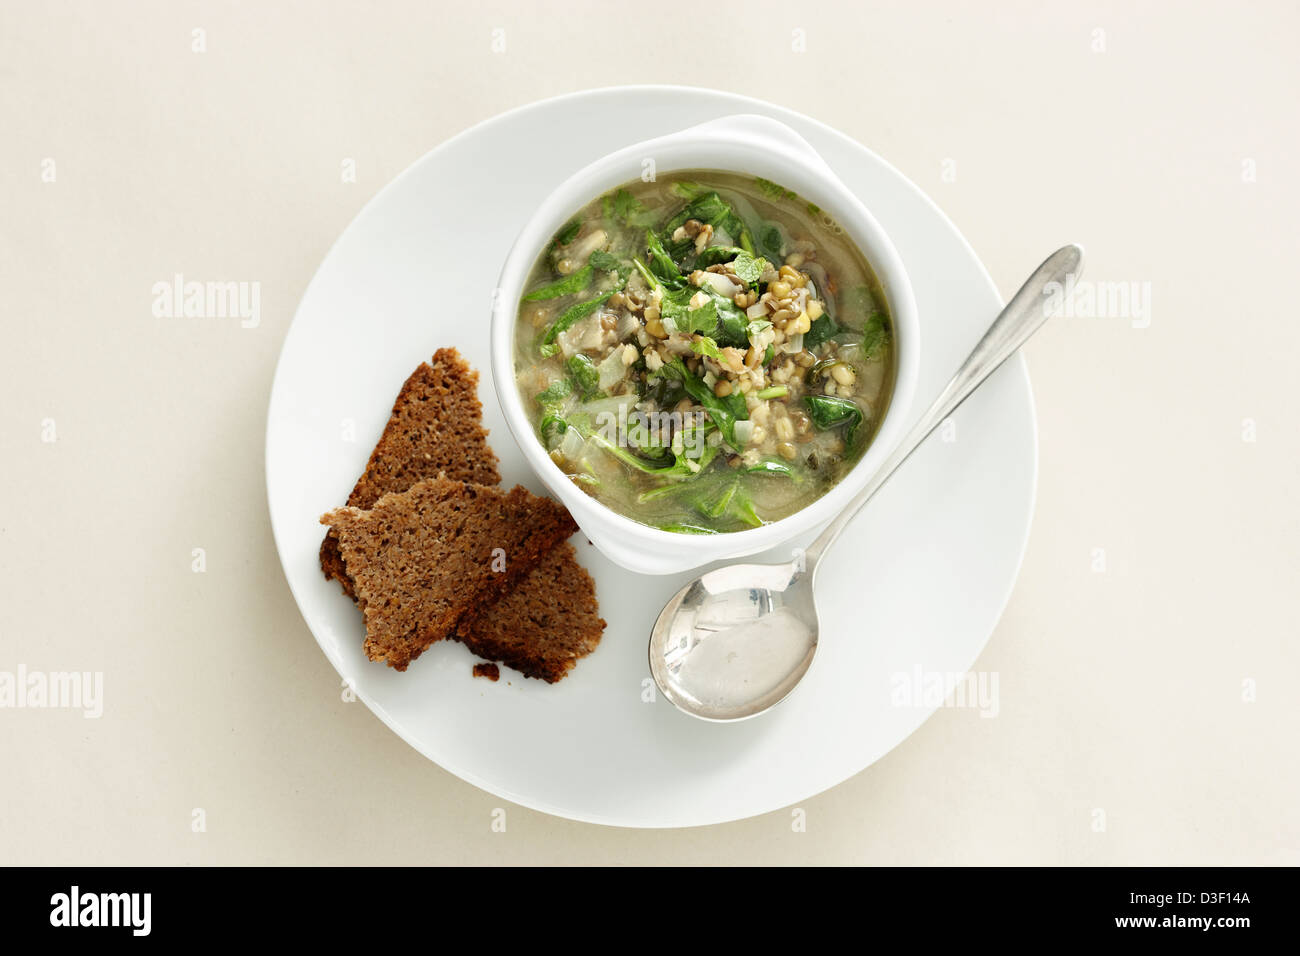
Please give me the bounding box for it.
[490,113,921,571]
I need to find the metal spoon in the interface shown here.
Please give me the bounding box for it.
[649,244,1083,721]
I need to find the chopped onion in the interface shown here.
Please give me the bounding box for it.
[567,228,608,262]
[746,301,769,319]
[733,420,755,444]
[615,310,640,340]
[558,426,584,461]
[699,272,741,297]
[597,349,628,391]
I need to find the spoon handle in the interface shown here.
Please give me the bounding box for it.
[802,243,1084,568]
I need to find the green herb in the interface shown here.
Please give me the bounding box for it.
[689,335,725,361]
[539,414,567,444]
[565,354,601,400]
[764,343,775,364]
[534,379,572,405]
[588,250,624,273]
[755,385,788,400]
[523,265,593,301]
[555,219,582,245]
[680,300,719,337]
[730,251,768,285]
[538,291,615,355]
[755,178,796,201]
[670,181,707,200]
[607,188,656,227]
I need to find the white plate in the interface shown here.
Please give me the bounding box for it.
[266,86,1036,828]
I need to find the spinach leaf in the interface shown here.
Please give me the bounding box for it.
[659,522,720,535]
[753,222,784,260]
[637,263,747,348]
[643,374,685,409]
[663,191,752,254]
[861,311,890,357]
[589,430,717,478]
[523,265,593,301]
[803,394,864,443]
[745,459,797,478]
[669,291,748,347]
[661,358,749,451]
[693,476,762,528]
[694,246,745,269]
[711,298,750,347]
[645,230,685,287]
[803,313,839,349]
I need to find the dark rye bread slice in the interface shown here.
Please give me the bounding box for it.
[457,541,605,683]
[320,348,500,598]
[321,477,577,671]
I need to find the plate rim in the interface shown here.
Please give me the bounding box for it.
[265,84,1038,828]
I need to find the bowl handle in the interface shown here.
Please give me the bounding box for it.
[677,113,837,175]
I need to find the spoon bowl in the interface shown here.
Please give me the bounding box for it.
[649,244,1084,721]
[650,561,817,721]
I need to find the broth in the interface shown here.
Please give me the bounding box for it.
[513,170,895,534]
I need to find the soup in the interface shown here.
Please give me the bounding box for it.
[513,170,895,534]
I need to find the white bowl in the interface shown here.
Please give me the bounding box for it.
[490,114,920,575]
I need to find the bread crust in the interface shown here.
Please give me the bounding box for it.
[320,348,500,596]
[319,348,604,680]
[322,478,576,671]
